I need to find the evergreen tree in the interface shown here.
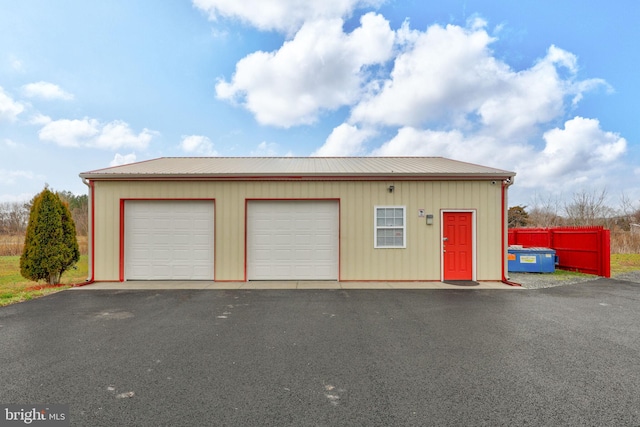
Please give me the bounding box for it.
[20,187,80,284]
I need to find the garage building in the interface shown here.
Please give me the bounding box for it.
[79,157,516,283]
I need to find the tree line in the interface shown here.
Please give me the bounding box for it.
[0,190,88,236]
[508,189,640,229]
[508,189,640,253]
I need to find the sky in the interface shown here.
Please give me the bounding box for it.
[1,0,638,209]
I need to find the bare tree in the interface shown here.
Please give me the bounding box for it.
[57,191,89,236]
[563,188,614,227]
[0,202,30,235]
[611,192,640,253]
[619,192,640,226]
[527,192,564,227]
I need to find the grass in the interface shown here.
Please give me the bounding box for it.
[545,253,640,280]
[0,255,88,307]
[611,253,640,275]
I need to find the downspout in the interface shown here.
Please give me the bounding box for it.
[77,177,95,286]
[501,177,521,286]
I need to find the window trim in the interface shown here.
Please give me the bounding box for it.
[374,205,406,249]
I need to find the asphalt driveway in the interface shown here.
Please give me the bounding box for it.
[1,278,639,426]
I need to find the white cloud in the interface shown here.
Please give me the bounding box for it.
[313,123,375,156]
[193,0,383,34]
[29,113,52,125]
[94,121,155,150]
[39,118,99,147]
[179,135,218,156]
[0,87,24,122]
[202,9,628,204]
[39,118,155,150]
[22,81,74,100]
[351,22,505,128]
[351,24,607,141]
[216,12,394,127]
[373,127,466,157]
[371,126,531,168]
[521,117,627,185]
[371,117,626,197]
[110,153,137,166]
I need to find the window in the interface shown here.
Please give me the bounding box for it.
[374,206,406,248]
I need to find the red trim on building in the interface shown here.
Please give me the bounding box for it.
[84,175,512,183]
[119,200,125,282]
[90,180,95,283]
[501,182,520,286]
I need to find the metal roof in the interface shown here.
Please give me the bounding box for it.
[79,157,516,180]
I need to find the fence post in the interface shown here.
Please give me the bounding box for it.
[601,228,611,278]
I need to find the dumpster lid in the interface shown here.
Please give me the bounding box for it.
[508,246,555,252]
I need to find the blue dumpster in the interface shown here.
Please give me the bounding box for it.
[508,247,557,273]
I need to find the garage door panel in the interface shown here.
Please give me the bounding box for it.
[248,201,338,280]
[192,249,210,260]
[274,249,293,260]
[273,235,293,245]
[152,266,171,277]
[314,235,333,245]
[153,233,170,244]
[254,249,271,261]
[152,248,171,260]
[294,234,312,244]
[294,250,312,261]
[131,248,150,258]
[192,235,211,245]
[314,249,333,260]
[274,221,291,230]
[173,249,191,260]
[125,200,214,280]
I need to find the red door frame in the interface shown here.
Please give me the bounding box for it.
[441,210,476,281]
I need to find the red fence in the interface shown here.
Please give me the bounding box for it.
[508,226,610,277]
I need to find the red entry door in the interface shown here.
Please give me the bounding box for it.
[443,212,473,280]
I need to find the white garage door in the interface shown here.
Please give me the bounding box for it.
[247,201,339,280]
[124,200,214,280]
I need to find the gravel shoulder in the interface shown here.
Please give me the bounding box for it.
[509,270,640,289]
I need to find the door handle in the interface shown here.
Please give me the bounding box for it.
[443,237,448,241]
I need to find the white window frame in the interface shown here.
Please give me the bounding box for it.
[374,206,406,249]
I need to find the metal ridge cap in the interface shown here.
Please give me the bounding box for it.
[78,171,516,180]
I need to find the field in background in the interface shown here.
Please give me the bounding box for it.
[610,253,640,274]
[0,235,88,256]
[610,229,640,253]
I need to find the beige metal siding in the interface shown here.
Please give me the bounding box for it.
[91,180,504,282]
